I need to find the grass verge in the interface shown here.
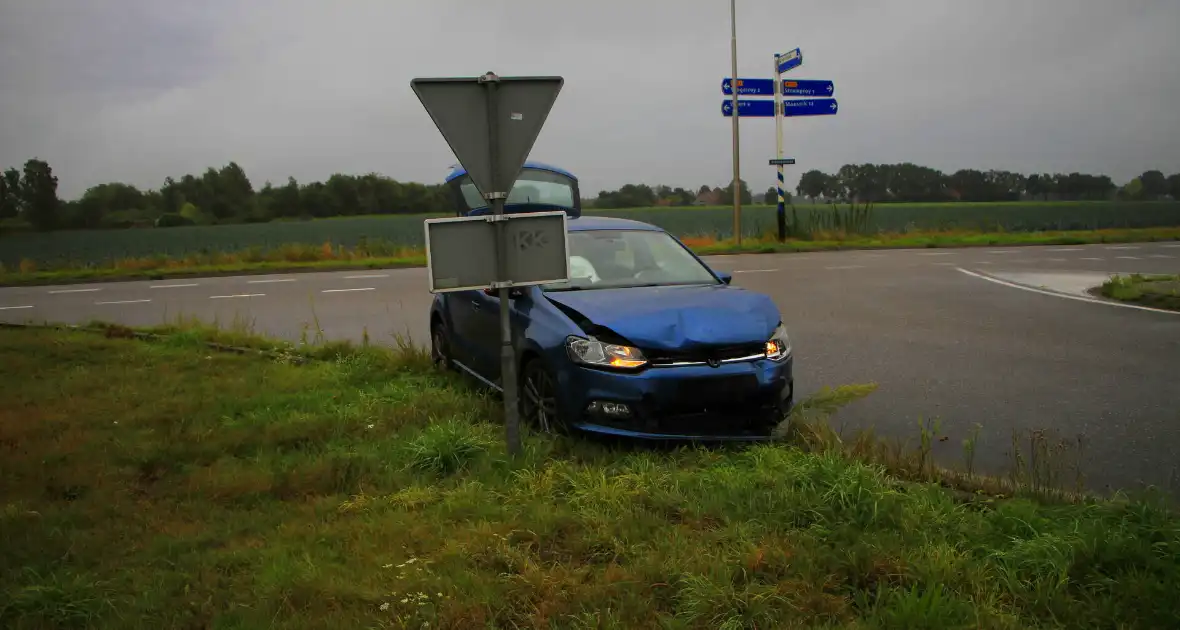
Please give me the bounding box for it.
[1095,273,1180,312]
[2,323,1180,627]
[2,226,1177,287]
[2,323,1179,629]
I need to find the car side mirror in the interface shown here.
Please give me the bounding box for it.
[482,287,526,299]
[714,269,733,284]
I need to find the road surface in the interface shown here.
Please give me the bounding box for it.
[4,241,1179,496]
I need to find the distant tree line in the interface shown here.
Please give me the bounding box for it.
[2,157,1179,232]
[0,158,454,232]
[590,164,1180,208]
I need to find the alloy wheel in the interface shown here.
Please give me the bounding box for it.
[521,361,562,433]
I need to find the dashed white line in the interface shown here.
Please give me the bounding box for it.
[933,262,957,266]
[0,305,33,310]
[322,287,377,293]
[1047,258,1068,262]
[987,250,1017,255]
[344,274,389,279]
[48,288,101,294]
[248,278,296,284]
[1107,246,1140,250]
[1080,257,1104,261]
[732,269,777,274]
[1147,254,1174,259]
[95,299,151,305]
[1046,248,1083,252]
[150,283,199,289]
[1162,244,1180,249]
[824,265,865,270]
[917,252,953,257]
[1011,259,1038,263]
[210,293,265,299]
[1115,256,1141,260]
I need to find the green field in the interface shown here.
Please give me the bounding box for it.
[2,201,1179,268]
[2,323,1178,629]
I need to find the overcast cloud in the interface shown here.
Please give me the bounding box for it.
[2,0,1178,198]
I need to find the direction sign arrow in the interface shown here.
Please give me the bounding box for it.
[781,98,839,117]
[721,99,776,117]
[721,77,775,96]
[410,74,564,197]
[781,79,835,97]
[776,48,803,74]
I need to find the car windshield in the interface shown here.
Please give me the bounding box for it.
[457,167,576,210]
[542,229,721,291]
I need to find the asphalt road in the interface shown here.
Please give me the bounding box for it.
[4,241,1179,496]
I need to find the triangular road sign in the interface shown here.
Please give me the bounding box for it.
[411,73,564,198]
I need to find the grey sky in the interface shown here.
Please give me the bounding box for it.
[2,0,1178,199]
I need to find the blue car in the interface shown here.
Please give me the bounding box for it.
[429,161,794,440]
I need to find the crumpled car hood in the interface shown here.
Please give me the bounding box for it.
[544,284,781,351]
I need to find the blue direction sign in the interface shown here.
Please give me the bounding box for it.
[721,78,775,96]
[721,99,776,117]
[782,79,835,97]
[776,48,803,73]
[782,98,839,117]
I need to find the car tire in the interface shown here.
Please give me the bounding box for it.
[430,319,454,372]
[519,358,566,434]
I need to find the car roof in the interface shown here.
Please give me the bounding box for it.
[568,215,664,232]
[444,160,577,184]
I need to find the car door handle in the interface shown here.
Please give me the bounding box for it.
[471,300,481,310]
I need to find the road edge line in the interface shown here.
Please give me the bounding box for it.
[954,267,1180,316]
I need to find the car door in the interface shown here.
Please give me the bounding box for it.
[442,289,486,374]
[466,288,507,384]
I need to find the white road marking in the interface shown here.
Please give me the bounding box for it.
[248,278,296,284]
[917,252,953,256]
[95,299,151,305]
[1046,248,1083,252]
[1080,257,1104,261]
[322,287,376,293]
[732,269,777,274]
[1162,244,1180,248]
[48,288,101,294]
[1107,246,1140,250]
[1011,259,1038,263]
[956,268,1180,316]
[1148,254,1174,259]
[988,250,1017,255]
[977,261,994,265]
[1047,258,1068,262]
[824,265,865,270]
[344,274,389,279]
[210,293,265,299]
[0,305,33,310]
[150,283,199,289]
[1115,256,1141,260]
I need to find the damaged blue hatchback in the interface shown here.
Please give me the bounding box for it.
[429,161,794,440]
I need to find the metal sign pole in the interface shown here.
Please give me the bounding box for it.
[479,73,522,457]
[729,0,742,247]
[774,56,787,241]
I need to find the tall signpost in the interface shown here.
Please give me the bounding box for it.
[411,72,570,456]
[721,46,839,241]
[729,0,742,246]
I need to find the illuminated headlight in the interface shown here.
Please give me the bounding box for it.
[765,323,791,361]
[565,336,647,369]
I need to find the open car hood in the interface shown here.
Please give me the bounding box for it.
[544,284,781,351]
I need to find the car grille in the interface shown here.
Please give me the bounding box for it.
[646,342,765,366]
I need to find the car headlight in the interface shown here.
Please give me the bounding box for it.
[765,323,791,361]
[565,336,647,369]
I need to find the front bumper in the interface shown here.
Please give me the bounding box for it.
[558,355,794,441]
